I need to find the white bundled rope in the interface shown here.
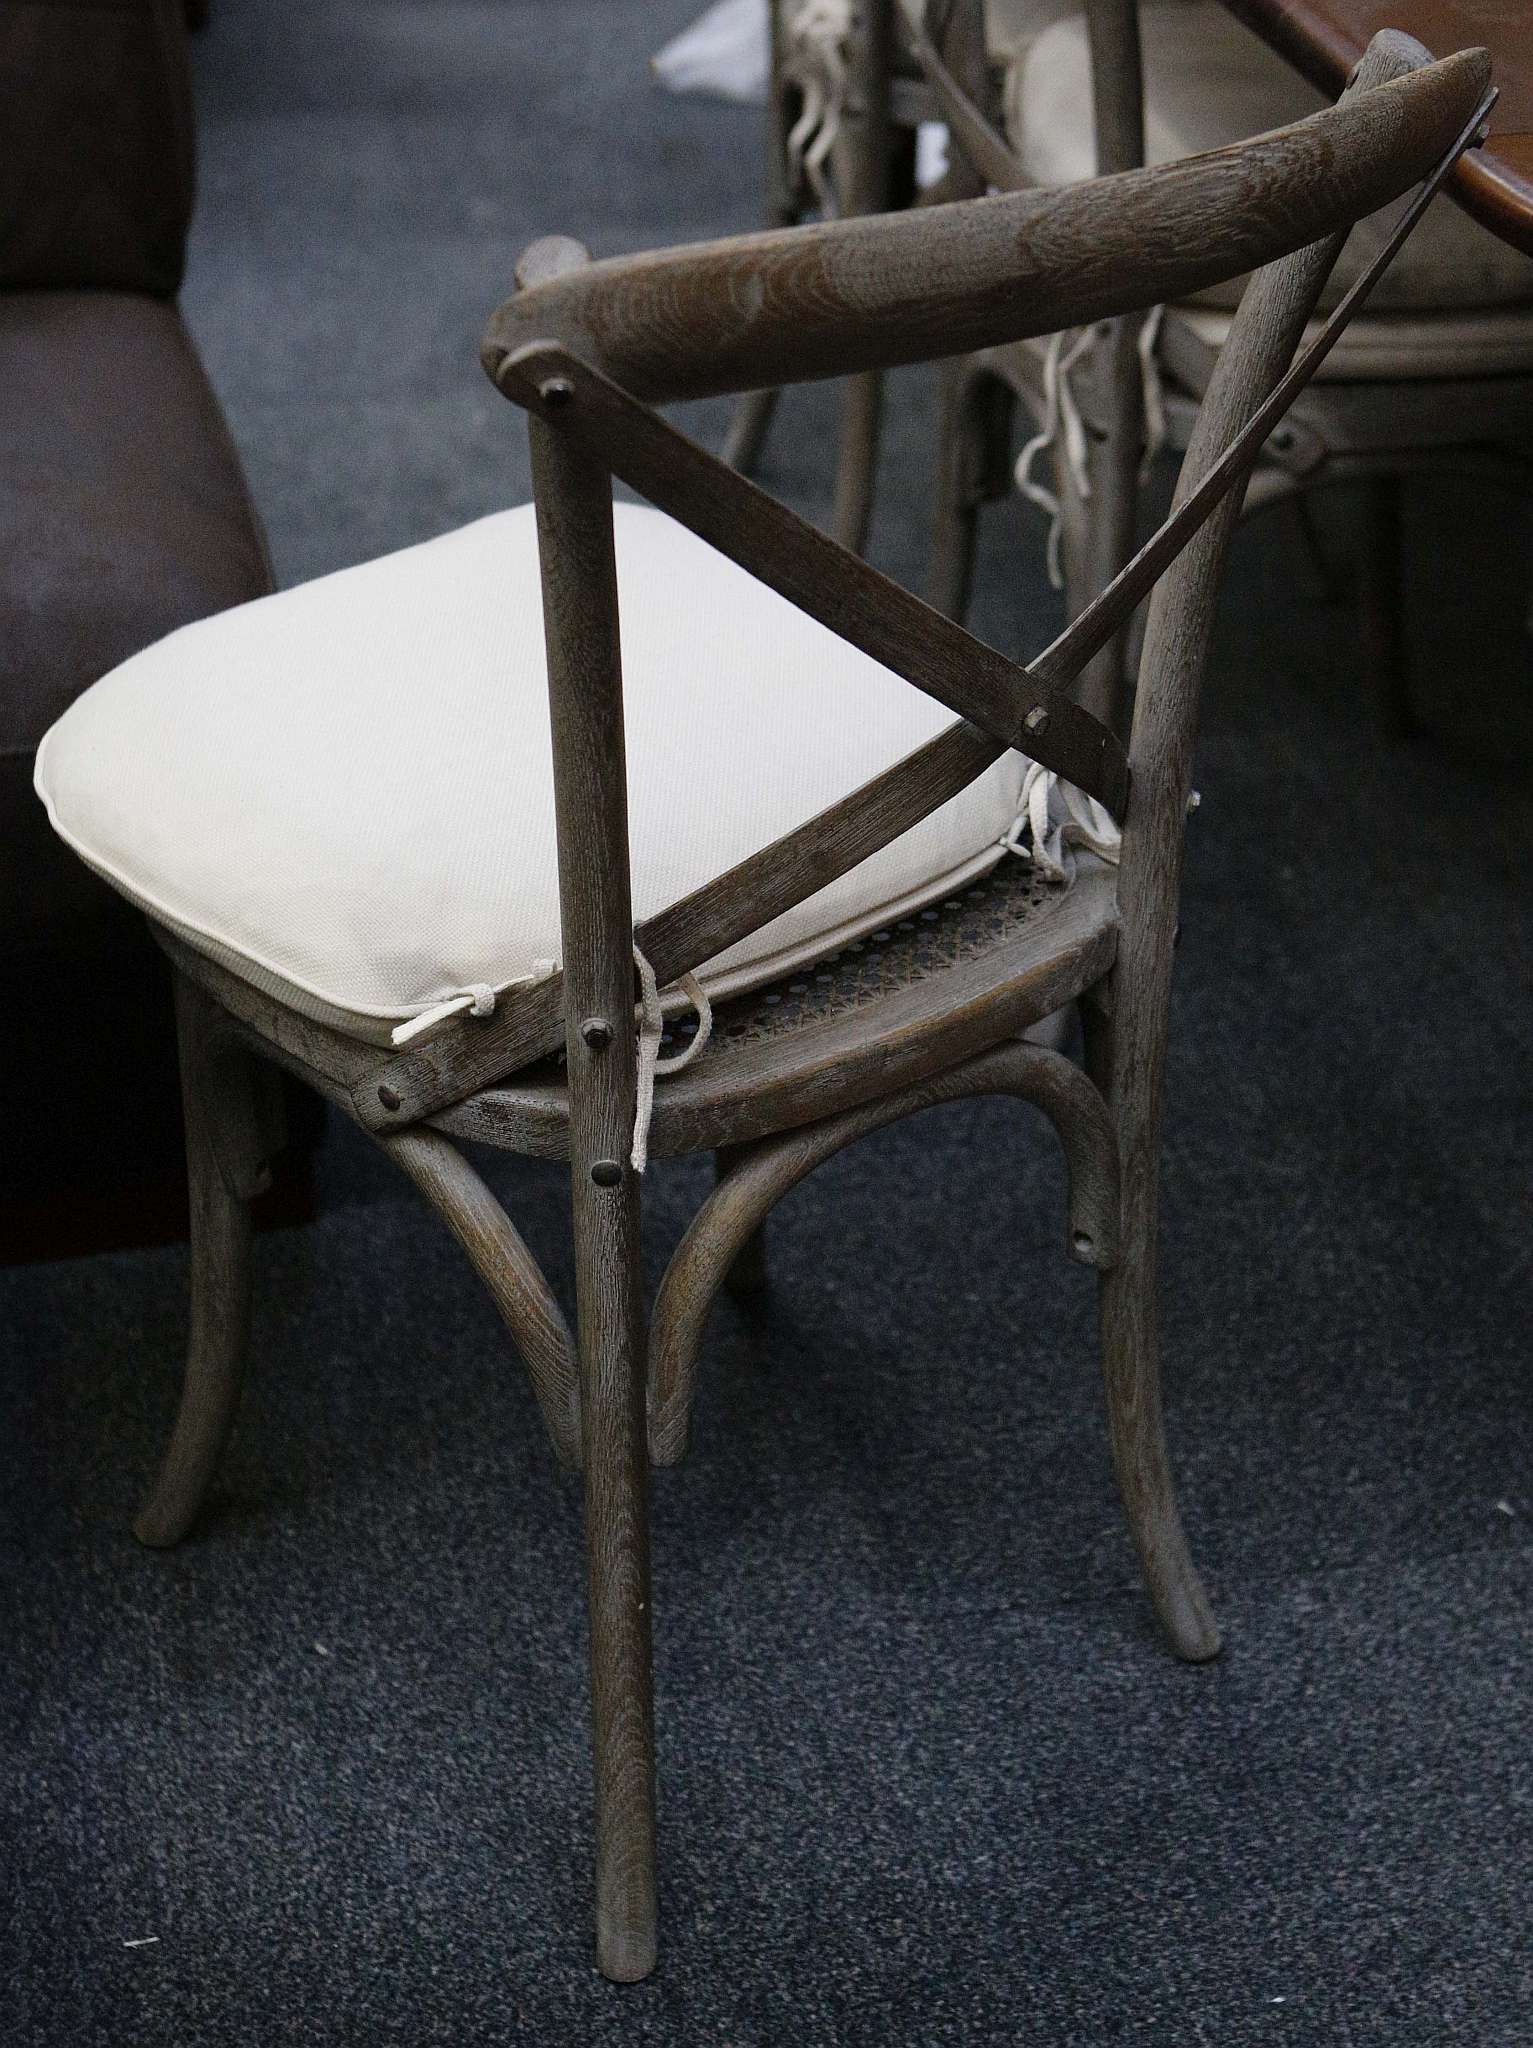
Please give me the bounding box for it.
[1001,761,1121,885]
[1136,303,1168,479]
[1014,326,1098,590]
[1016,309,1169,586]
[782,0,856,214]
[632,946,714,1174]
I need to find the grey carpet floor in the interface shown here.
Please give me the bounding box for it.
[3,4,1530,2042]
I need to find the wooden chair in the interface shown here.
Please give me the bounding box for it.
[722,0,983,551]
[33,33,1490,1979]
[921,0,1533,735]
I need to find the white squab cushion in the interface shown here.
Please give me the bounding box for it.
[1001,1,1533,313]
[35,503,1030,1046]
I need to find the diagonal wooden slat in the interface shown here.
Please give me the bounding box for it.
[354,67,1493,1139]
[499,341,1129,812]
[353,718,1006,1131]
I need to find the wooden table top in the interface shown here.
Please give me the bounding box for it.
[1224,1,1533,252]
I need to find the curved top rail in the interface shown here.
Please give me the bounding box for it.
[482,39,1489,406]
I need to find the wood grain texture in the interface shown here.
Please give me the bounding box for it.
[482,50,1491,403]
[648,1039,1123,1465]
[529,417,657,1983]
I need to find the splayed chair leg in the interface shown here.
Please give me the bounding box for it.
[1098,1221,1221,1663]
[1094,976,1220,1663]
[572,1162,657,1982]
[715,1145,768,1296]
[135,973,277,1548]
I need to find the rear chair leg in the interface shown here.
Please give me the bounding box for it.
[135,972,277,1547]
[929,362,1012,622]
[722,385,782,475]
[1099,1236,1221,1663]
[716,1145,768,1295]
[1087,987,1219,1662]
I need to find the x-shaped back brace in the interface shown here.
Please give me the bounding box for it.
[353,78,1494,1135]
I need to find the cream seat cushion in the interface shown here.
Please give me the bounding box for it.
[995,0,1533,317]
[35,503,1032,1047]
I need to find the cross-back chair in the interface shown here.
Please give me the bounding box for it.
[33,32,1491,1981]
[920,0,1533,735]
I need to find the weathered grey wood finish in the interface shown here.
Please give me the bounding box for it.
[129,37,1490,1981]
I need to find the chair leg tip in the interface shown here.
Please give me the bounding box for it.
[597,1922,657,1983]
[1161,1587,1222,1664]
[1171,1621,1222,1664]
[132,1508,189,1550]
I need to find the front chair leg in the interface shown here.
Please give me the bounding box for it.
[1097,1195,1220,1664]
[715,1145,768,1295]
[573,1162,658,1981]
[135,971,277,1548]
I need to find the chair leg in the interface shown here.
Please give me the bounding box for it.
[573,1169,657,1981]
[929,361,1012,621]
[1357,473,1415,738]
[135,973,272,1548]
[715,1145,768,1295]
[831,368,883,555]
[1098,1228,1221,1663]
[722,384,782,475]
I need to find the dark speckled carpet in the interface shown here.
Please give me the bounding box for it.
[3,4,1530,2041]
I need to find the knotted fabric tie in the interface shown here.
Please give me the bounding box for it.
[631,945,713,1174]
[1002,761,1122,885]
[1016,310,1169,589]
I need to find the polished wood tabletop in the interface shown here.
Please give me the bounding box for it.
[1225,0,1533,251]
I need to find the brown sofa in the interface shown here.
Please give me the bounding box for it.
[1,0,311,1259]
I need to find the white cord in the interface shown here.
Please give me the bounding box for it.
[631,945,714,1173]
[1001,762,1122,885]
[781,0,855,215]
[1014,326,1098,590]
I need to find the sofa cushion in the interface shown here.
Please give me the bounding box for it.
[36,503,1038,1045]
[998,0,1533,313]
[0,292,273,945]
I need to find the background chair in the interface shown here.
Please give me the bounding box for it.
[34,34,1490,1981]
[925,0,1533,735]
[722,0,971,550]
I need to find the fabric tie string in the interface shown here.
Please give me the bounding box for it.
[1002,762,1121,884]
[631,945,713,1173]
[782,0,855,215]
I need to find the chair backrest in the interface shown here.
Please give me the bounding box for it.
[352,33,1489,1137]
